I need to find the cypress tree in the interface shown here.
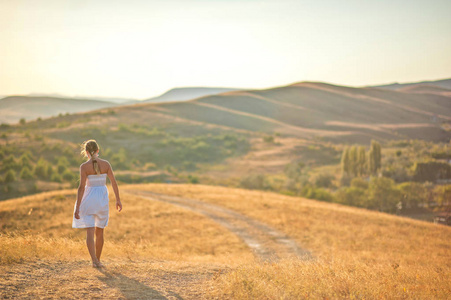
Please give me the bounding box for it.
[349,146,358,177]
[357,146,367,176]
[341,147,351,175]
[369,140,382,175]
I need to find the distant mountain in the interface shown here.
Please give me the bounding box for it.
[143,87,241,103]
[25,93,136,104]
[0,96,115,124]
[370,78,451,90]
[398,85,451,97]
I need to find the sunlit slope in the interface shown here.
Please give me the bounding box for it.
[0,188,251,264]
[132,184,451,264]
[1,184,450,299]
[139,82,451,142]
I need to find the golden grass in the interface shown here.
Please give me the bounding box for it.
[131,183,451,299]
[208,259,450,299]
[1,184,450,299]
[0,189,251,265]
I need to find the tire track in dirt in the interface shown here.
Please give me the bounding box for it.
[126,189,313,262]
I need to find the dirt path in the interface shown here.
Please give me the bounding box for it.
[0,260,217,299]
[126,189,312,262]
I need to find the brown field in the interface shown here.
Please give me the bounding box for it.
[1,183,450,299]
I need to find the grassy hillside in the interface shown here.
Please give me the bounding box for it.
[399,84,451,97]
[139,82,451,143]
[1,82,450,218]
[1,184,450,299]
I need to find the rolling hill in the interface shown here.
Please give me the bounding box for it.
[143,87,240,103]
[1,80,450,201]
[137,81,451,143]
[398,84,451,97]
[0,96,116,124]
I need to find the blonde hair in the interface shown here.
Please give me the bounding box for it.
[81,139,101,174]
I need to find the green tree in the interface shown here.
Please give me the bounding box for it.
[357,146,367,176]
[56,156,69,173]
[50,173,62,183]
[312,173,334,188]
[4,169,16,183]
[34,158,49,179]
[367,177,401,212]
[336,186,367,207]
[341,147,351,176]
[433,185,451,207]
[62,169,75,182]
[349,146,358,177]
[20,152,33,169]
[398,182,426,209]
[351,177,369,190]
[19,118,26,125]
[20,166,34,179]
[368,140,382,175]
[1,155,19,172]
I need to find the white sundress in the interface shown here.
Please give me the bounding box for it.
[72,173,109,229]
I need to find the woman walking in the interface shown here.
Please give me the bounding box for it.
[73,140,122,268]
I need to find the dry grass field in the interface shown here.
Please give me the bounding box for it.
[1,183,450,299]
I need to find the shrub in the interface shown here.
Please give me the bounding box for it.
[300,184,334,202]
[350,177,369,190]
[20,166,34,179]
[4,169,16,183]
[240,174,270,190]
[312,173,334,188]
[336,186,367,207]
[339,173,352,187]
[187,174,199,184]
[413,162,451,182]
[433,185,451,207]
[57,165,67,174]
[50,173,62,183]
[62,170,75,182]
[34,158,50,179]
[19,152,33,169]
[367,177,401,213]
[263,135,274,143]
[397,182,426,209]
[1,155,19,172]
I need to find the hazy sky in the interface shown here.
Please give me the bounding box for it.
[1,0,450,99]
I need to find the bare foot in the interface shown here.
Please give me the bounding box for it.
[92,261,104,268]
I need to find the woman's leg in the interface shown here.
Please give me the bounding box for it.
[95,227,104,262]
[86,227,98,266]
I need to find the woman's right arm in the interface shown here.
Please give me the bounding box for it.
[74,166,87,219]
[107,162,122,212]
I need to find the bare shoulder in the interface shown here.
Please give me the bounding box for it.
[79,162,89,172]
[97,158,112,170]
